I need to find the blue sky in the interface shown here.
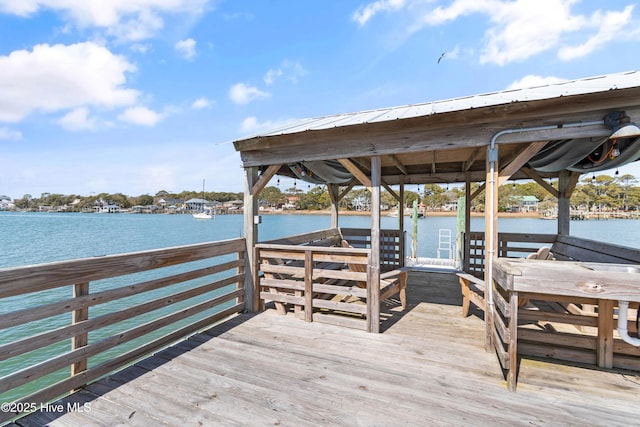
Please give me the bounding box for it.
[2,0,640,199]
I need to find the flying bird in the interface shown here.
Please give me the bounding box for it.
[437,52,446,64]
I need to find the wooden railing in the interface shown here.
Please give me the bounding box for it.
[255,228,407,332]
[341,227,403,271]
[463,232,557,276]
[0,238,247,423]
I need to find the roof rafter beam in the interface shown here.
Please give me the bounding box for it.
[497,141,549,186]
[521,166,560,198]
[338,182,356,200]
[471,182,486,201]
[251,164,281,196]
[338,159,372,190]
[388,154,408,175]
[382,182,400,202]
[463,147,483,172]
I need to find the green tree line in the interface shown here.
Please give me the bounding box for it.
[10,173,640,212]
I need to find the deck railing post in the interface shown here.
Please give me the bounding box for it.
[71,282,89,379]
[304,250,313,322]
[237,247,246,307]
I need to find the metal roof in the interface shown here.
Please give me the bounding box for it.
[235,70,640,141]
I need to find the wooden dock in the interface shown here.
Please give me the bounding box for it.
[14,271,640,426]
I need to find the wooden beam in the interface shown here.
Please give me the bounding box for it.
[398,176,405,266]
[388,154,408,175]
[328,184,340,228]
[244,167,259,312]
[557,170,580,235]
[464,173,471,272]
[338,182,356,201]
[485,145,498,352]
[431,151,437,175]
[369,156,381,334]
[497,141,548,186]
[463,147,484,172]
[338,159,372,189]
[470,182,486,201]
[236,103,620,166]
[251,164,281,196]
[71,282,89,378]
[382,182,400,202]
[521,166,559,198]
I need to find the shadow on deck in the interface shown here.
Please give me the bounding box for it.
[15,271,640,426]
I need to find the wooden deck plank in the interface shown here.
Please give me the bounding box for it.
[14,271,640,426]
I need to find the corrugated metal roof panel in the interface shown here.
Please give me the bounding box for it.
[236,71,640,141]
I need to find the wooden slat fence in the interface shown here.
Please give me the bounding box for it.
[463,232,557,276]
[341,227,403,271]
[255,241,372,331]
[0,238,247,423]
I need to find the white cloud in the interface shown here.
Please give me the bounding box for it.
[0,126,22,140]
[352,0,406,26]
[263,60,307,85]
[356,0,637,66]
[0,42,138,123]
[506,75,567,91]
[191,97,213,109]
[0,0,209,41]
[175,38,197,60]
[58,107,99,131]
[559,5,635,60]
[118,106,165,126]
[228,83,270,105]
[130,43,152,54]
[239,116,296,135]
[264,68,283,86]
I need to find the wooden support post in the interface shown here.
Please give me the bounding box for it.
[71,282,89,377]
[558,170,579,236]
[328,184,340,229]
[398,177,405,267]
[368,156,382,333]
[464,172,471,272]
[597,299,615,369]
[507,290,519,392]
[485,146,499,351]
[304,250,313,322]
[244,167,259,312]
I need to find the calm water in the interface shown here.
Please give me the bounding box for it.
[0,211,638,403]
[2,211,638,268]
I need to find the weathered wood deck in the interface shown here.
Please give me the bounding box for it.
[14,271,640,426]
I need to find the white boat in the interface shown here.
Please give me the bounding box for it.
[193,211,213,220]
[193,179,214,220]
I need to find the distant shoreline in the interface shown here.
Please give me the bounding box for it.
[260,209,542,218]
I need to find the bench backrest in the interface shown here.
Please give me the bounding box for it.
[551,234,640,264]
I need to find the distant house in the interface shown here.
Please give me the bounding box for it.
[96,204,121,213]
[0,196,14,211]
[185,198,208,212]
[157,198,184,210]
[223,200,243,212]
[284,195,299,210]
[512,195,539,212]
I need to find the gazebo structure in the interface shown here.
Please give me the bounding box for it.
[234,71,640,386]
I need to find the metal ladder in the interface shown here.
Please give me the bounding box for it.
[437,228,453,259]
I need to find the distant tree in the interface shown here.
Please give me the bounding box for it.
[380,190,397,210]
[136,194,155,206]
[260,186,285,207]
[296,186,329,210]
[422,184,448,210]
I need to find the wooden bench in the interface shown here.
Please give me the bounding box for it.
[550,234,640,264]
[457,272,485,317]
[256,228,409,331]
[458,246,555,317]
